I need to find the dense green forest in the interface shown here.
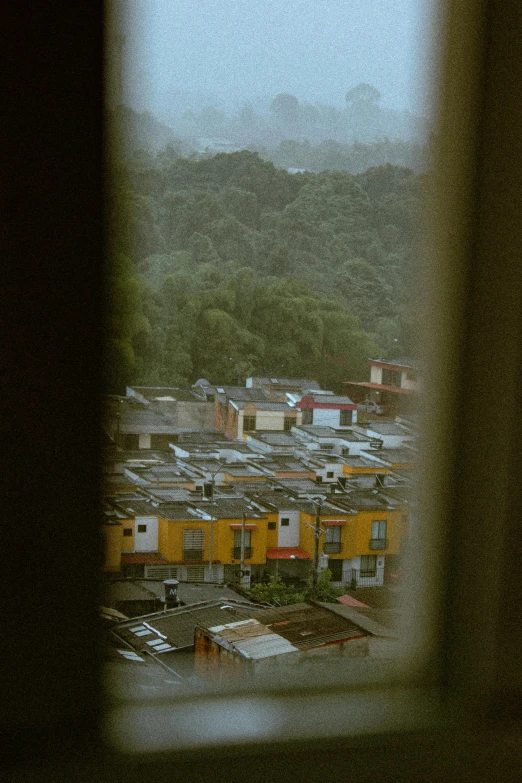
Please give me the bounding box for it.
[107,146,424,394]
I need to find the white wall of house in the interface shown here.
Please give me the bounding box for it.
[343,555,385,586]
[278,510,300,547]
[311,408,356,427]
[337,439,374,456]
[370,365,383,384]
[355,428,410,449]
[138,433,151,449]
[134,516,159,552]
[400,371,416,390]
[204,564,225,583]
[315,463,345,483]
[256,410,284,430]
[312,408,341,427]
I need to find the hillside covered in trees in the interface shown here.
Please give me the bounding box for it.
[107,147,424,394]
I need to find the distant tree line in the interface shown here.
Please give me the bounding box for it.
[168,83,428,147]
[106,146,423,393]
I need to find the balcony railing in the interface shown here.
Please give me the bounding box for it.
[369,538,388,550]
[348,566,385,587]
[323,542,343,554]
[232,547,253,559]
[183,549,204,561]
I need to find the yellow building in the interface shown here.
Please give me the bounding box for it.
[297,492,402,587]
[157,497,269,584]
[101,520,122,573]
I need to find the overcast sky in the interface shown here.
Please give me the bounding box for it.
[117,0,437,117]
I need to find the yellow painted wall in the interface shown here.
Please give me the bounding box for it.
[157,516,269,565]
[299,512,354,560]
[102,522,122,573]
[352,509,402,556]
[120,518,134,551]
[265,511,279,549]
[342,464,391,475]
[218,517,268,565]
[299,509,402,560]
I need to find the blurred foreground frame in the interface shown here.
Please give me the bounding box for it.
[3,0,522,780]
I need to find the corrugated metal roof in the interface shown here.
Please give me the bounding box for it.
[257,602,367,648]
[157,504,205,521]
[235,633,298,659]
[113,600,267,651]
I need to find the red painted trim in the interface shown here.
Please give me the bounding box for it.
[323,520,347,526]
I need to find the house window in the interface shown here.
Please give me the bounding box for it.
[280,517,290,527]
[233,530,252,559]
[326,471,334,478]
[370,520,387,550]
[382,369,402,388]
[340,410,351,426]
[186,565,205,581]
[137,524,147,533]
[123,528,132,537]
[324,525,342,554]
[372,520,387,539]
[243,415,256,431]
[284,416,294,431]
[360,554,377,577]
[183,528,204,560]
[268,522,276,530]
[301,409,313,425]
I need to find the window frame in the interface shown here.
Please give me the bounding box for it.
[243,415,256,432]
[5,0,522,777]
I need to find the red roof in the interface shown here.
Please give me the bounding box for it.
[266,547,310,560]
[344,381,415,394]
[120,553,169,565]
[323,520,347,526]
[337,594,370,608]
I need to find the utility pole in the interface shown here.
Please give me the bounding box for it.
[312,498,323,587]
[240,511,246,586]
[208,475,215,582]
[207,462,224,583]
